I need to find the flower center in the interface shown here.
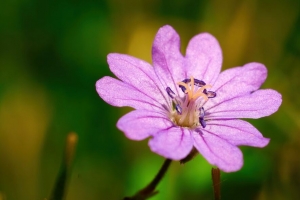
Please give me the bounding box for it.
[166,77,216,129]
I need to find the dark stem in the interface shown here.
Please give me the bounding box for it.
[124,159,172,200]
[211,168,221,200]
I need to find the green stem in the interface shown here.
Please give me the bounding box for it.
[49,132,78,200]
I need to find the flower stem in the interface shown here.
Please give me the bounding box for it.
[211,167,221,200]
[49,132,78,200]
[124,159,172,200]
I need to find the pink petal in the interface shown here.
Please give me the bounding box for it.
[96,76,164,111]
[205,119,269,147]
[117,110,173,141]
[149,127,193,160]
[193,131,243,172]
[185,33,222,85]
[205,62,267,109]
[207,89,282,119]
[152,25,185,94]
[107,53,169,107]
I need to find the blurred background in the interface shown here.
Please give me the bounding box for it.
[0,0,299,199]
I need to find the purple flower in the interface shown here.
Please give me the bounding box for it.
[96,25,282,172]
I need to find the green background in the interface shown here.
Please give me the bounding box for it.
[0,0,299,199]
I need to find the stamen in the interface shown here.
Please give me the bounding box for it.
[199,107,206,128]
[178,79,190,93]
[179,86,186,93]
[178,77,193,100]
[178,77,211,101]
[200,107,205,118]
[200,119,206,128]
[166,87,175,99]
[194,79,206,87]
[178,82,190,94]
[166,76,216,129]
[175,104,182,114]
[180,78,206,86]
[204,90,217,98]
[178,78,206,93]
[181,78,191,83]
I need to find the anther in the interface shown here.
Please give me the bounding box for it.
[199,107,206,128]
[175,104,182,114]
[194,79,206,87]
[178,78,206,93]
[179,85,187,93]
[200,107,205,118]
[204,90,217,98]
[181,78,191,83]
[200,118,206,128]
[166,87,175,99]
[178,79,191,93]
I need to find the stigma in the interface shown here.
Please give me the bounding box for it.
[166,77,216,129]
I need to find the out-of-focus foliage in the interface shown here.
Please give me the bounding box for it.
[0,0,299,199]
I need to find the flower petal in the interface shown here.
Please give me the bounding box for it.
[152,25,185,94]
[149,127,193,160]
[96,76,164,111]
[117,110,173,141]
[205,62,267,109]
[193,130,243,172]
[205,119,269,147]
[185,33,222,85]
[107,53,169,107]
[207,89,282,119]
